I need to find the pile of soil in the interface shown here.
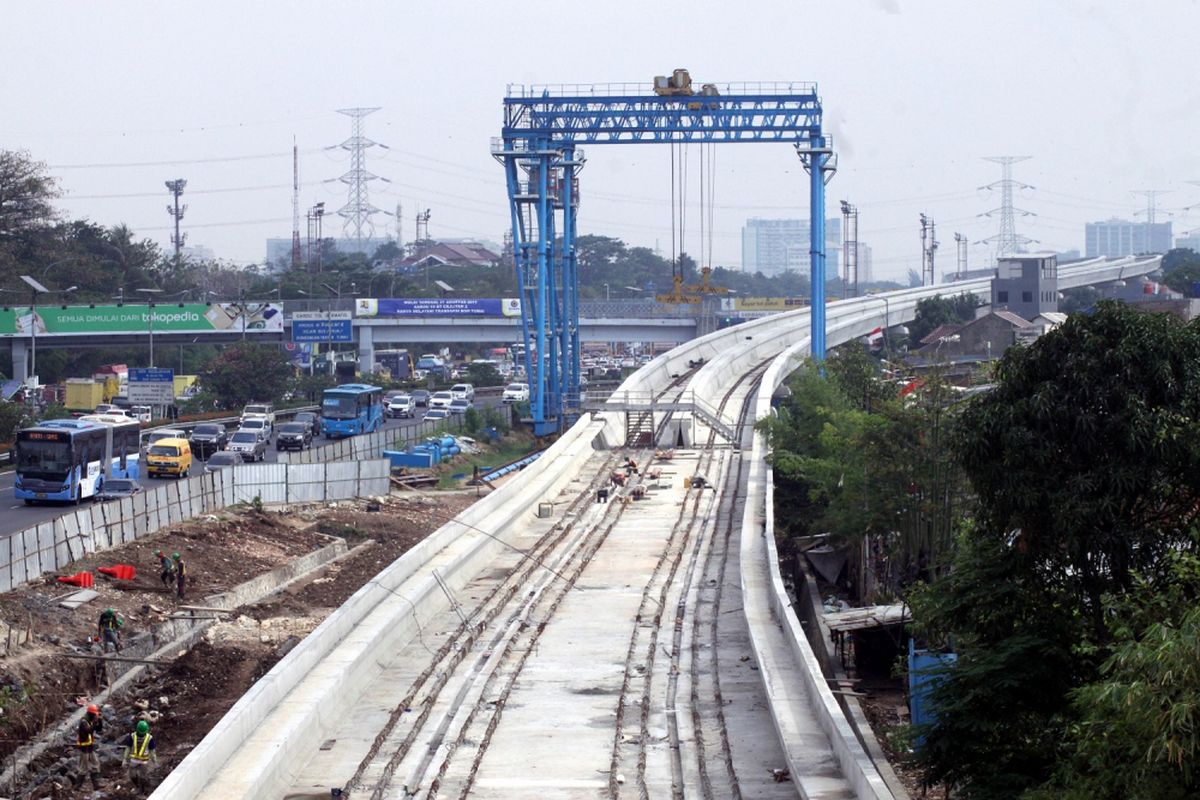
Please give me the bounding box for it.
[2,492,477,799]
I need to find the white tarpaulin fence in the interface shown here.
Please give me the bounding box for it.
[0,459,389,594]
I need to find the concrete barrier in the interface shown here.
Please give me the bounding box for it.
[151,414,608,799]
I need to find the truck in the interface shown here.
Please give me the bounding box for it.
[65,379,107,412]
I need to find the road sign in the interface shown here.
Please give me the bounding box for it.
[128,367,175,405]
[292,311,353,343]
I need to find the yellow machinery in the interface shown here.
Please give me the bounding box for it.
[655,267,731,305]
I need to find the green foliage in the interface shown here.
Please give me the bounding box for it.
[38,403,68,421]
[1028,552,1200,800]
[907,292,982,344]
[462,407,482,436]
[198,342,295,409]
[1161,249,1200,297]
[0,150,58,247]
[912,302,1200,797]
[758,344,967,597]
[1059,286,1101,315]
[465,362,501,387]
[0,401,32,443]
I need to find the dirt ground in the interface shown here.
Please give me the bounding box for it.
[0,491,477,799]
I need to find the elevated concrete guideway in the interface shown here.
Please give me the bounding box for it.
[150,255,1159,800]
[7,258,1157,380]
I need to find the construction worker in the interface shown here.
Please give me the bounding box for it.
[97,607,122,653]
[121,719,158,792]
[172,552,187,600]
[75,704,103,790]
[154,549,176,588]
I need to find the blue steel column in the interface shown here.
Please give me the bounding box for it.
[561,147,580,408]
[533,143,552,430]
[502,145,535,415]
[545,172,561,426]
[809,134,827,360]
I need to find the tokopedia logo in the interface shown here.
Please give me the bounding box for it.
[141,311,202,324]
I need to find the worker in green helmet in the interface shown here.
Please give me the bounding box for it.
[121,718,158,792]
[97,607,122,653]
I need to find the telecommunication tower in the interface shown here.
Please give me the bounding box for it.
[953,232,968,279]
[335,107,385,253]
[920,213,938,286]
[839,200,859,297]
[980,156,1035,259]
[291,139,302,269]
[164,179,187,264]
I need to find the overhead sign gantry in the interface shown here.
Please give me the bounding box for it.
[494,69,835,434]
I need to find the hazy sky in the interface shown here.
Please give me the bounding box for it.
[3,1,1198,282]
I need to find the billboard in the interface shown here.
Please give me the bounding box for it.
[720,297,809,313]
[291,311,353,343]
[0,303,284,337]
[354,298,521,318]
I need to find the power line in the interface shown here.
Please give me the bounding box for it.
[50,149,323,169]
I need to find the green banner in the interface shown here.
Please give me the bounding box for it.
[0,303,283,337]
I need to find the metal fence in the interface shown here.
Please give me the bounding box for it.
[0,460,389,594]
[277,415,499,465]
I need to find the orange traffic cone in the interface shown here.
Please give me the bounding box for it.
[56,572,94,589]
[97,565,136,581]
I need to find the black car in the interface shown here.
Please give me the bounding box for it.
[292,411,322,437]
[95,478,143,502]
[204,451,244,473]
[411,389,431,407]
[188,423,228,458]
[275,422,313,451]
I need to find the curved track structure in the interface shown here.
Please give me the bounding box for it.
[152,256,1158,800]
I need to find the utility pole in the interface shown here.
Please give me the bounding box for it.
[291,138,302,270]
[954,232,968,280]
[164,179,187,266]
[920,213,938,286]
[980,156,1034,260]
[840,200,859,297]
[335,107,384,255]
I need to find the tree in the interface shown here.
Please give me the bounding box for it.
[198,343,295,409]
[1027,552,1200,800]
[907,292,981,344]
[0,402,31,444]
[466,362,501,387]
[911,302,1200,797]
[0,150,58,243]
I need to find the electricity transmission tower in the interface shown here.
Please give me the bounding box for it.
[1132,189,1170,252]
[335,107,386,254]
[165,179,187,265]
[920,213,938,286]
[980,156,1035,259]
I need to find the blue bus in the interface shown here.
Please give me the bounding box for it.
[321,384,384,438]
[14,417,141,504]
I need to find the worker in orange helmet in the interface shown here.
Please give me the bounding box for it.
[74,703,104,790]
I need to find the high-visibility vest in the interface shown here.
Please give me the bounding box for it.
[77,723,93,748]
[130,733,152,761]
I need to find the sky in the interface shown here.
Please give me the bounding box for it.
[2,0,1198,283]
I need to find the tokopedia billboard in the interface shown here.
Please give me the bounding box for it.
[0,303,284,337]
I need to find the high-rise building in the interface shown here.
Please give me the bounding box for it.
[741,218,841,277]
[1085,219,1172,257]
[857,243,873,285]
[1175,231,1200,253]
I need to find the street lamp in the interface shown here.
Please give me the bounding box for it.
[603,283,610,302]
[19,275,76,386]
[136,288,163,367]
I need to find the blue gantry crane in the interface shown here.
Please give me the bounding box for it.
[493,69,835,435]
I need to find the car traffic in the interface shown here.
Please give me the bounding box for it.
[275,422,312,451]
[226,430,267,461]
